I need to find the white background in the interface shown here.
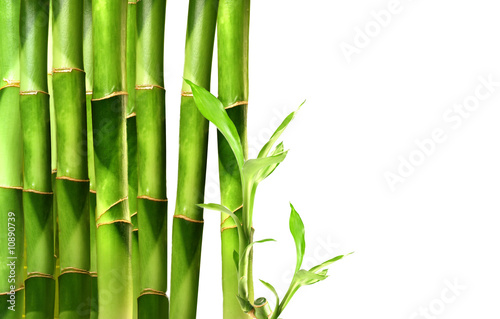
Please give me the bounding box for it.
[164,0,500,318]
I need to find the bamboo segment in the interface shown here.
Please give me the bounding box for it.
[217,0,251,318]
[92,0,133,318]
[125,2,140,318]
[20,1,55,318]
[169,1,218,318]
[83,0,98,318]
[52,1,91,318]
[0,2,25,318]
[135,1,169,317]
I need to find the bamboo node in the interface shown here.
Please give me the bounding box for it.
[23,188,53,195]
[0,285,24,296]
[0,185,23,190]
[139,288,166,298]
[52,67,85,73]
[27,272,54,280]
[2,78,20,86]
[91,91,128,101]
[135,84,165,91]
[225,101,248,110]
[96,219,133,229]
[220,205,243,226]
[20,90,49,96]
[56,176,90,183]
[86,90,93,95]
[181,91,193,97]
[137,195,168,202]
[90,189,97,194]
[95,196,129,221]
[221,225,237,232]
[60,267,89,275]
[130,212,138,217]
[126,112,136,119]
[89,272,98,277]
[174,214,204,224]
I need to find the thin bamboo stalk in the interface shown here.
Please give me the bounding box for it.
[135,0,169,317]
[125,2,140,318]
[83,0,98,318]
[91,0,133,318]
[169,1,218,318]
[51,1,91,318]
[217,0,252,318]
[0,2,25,318]
[19,1,55,318]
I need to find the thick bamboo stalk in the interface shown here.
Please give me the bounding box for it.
[0,2,25,318]
[169,1,218,318]
[135,0,169,317]
[52,1,91,318]
[217,0,251,318]
[19,1,55,318]
[91,0,133,318]
[125,2,140,318]
[83,0,98,318]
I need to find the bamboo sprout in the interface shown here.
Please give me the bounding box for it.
[125,2,140,318]
[52,0,91,317]
[83,0,98,317]
[92,0,133,318]
[217,0,251,318]
[0,2,25,318]
[19,0,55,318]
[135,0,169,317]
[169,0,218,318]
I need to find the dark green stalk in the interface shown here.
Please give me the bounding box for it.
[20,1,55,318]
[0,2,25,318]
[92,0,133,318]
[169,1,218,318]
[83,0,98,318]
[126,2,140,318]
[217,0,251,318]
[135,0,169,317]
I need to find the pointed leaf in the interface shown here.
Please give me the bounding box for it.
[186,79,245,169]
[260,279,281,319]
[289,203,305,273]
[258,101,304,159]
[309,252,353,273]
[243,151,288,186]
[257,142,285,182]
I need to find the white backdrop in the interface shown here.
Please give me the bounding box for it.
[164,0,500,318]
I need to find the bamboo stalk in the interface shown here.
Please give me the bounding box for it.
[0,2,25,318]
[83,0,98,318]
[91,0,133,318]
[169,1,218,318]
[217,0,252,318]
[135,0,169,317]
[19,0,55,318]
[125,2,140,318]
[51,1,91,318]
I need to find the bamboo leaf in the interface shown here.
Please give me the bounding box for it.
[243,151,288,186]
[259,279,280,319]
[186,79,245,169]
[257,142,285,182]
[289,203,305,273]
[309,252,353,273]
[258,101,304,159]
[197,203,243,235]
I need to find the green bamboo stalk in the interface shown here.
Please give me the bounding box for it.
[92,0,133,318]
[135,0,169,317]
[0,2,25,318]
[217,0,251,318]
[19,1,55,318]
[51,0,91,318]
[83,0,98,318]
[125,2,140,318]
[169,1,218,318]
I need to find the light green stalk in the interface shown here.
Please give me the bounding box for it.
[92,0,133,318]
[20,1,55,318]
[135,0,169,317]
[217,0,251,318]
[125,2,140,318]
[0,2,25,318]
[83,0,98,318]
[52,0,91,318]
[169,1,218,318]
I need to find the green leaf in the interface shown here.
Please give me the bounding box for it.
[197,203,241,226]
[257,142,285,182]
[186,79,245,169]
[233,250,239,272]
[240,239,276,267]
[258,101,304,159]
[260,279,281,319]
[289,203,305,273]
[242,150,288,186]
[309,252,353,273]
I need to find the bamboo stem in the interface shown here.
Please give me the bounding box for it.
[169,0,218,318]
